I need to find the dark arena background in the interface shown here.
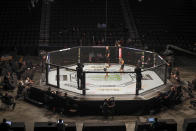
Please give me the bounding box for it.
[0,0,196,131]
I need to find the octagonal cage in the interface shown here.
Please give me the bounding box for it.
[46,46,167,95]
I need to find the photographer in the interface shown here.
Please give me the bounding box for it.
[16,80,25,99]
[151,118,166,131]
[0,118,11,131]
[101,97,115,118]
[4,72,15,90]
[1,92,16,110]
[56,119,65,131]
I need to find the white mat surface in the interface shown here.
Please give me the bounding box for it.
[48,63,164,95]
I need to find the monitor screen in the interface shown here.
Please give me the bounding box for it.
[148,118,155,123]
[6,121,12,126]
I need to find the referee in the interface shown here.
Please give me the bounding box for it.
[134,65,142,95]
[76,63,83,89]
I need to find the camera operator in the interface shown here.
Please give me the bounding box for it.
[16,80,25,99]
[101,97,115,118]
[1,92,16,110]
[0,118,11,131]
[150,118,166,131]
[56,119,65,131]
[4,72,16,90]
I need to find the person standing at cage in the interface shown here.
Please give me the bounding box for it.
[76,63,83,89]
[105,46,110,67]
[135,65,142,95]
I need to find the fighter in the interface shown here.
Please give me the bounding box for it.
[105,46,110,67]
[104,66,109,79]
[119,58,125,72]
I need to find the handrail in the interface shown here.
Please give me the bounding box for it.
[46,63,166,73]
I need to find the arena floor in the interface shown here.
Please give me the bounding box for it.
[48,63,164,95]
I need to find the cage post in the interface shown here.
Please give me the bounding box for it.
[57,66,60,88]
[45,63,48,84]
[141,51,145,68]
[118,47,122,63]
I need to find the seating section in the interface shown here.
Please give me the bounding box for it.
[49,0,129,48]
[0,0,196,54]
[129,0,196,52]
[0,0,41,55]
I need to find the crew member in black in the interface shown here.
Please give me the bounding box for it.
[16,80,25,99]
[76,63,83,90]
[134,65,142,95]
[2,92,16,110]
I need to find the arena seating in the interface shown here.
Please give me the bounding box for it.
[0,0,41,55]
[0,0,195,54]
[129,0,196,52]
[49,0,129,48]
